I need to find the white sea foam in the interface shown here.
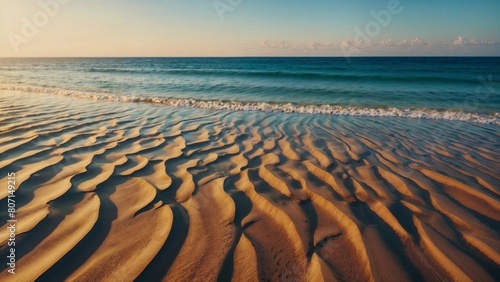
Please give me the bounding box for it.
[2,85,499,125]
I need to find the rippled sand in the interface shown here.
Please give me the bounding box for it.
[0,90,499,281]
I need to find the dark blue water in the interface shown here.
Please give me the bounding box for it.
[0,57,499,123]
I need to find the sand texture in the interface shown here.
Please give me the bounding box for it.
[0,91,499,281]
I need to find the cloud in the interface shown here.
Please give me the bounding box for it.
[342,37,424,49]
[379,39,395,47]
[379,38,423,47]
[262,40,334,50]
[340,38,372,49]
[453,36,496,46]
[262,40,292,49]
[453,36,465,46]
[395,38,421,46]
[343,36,498,48]
[259,36,498,55]
[302,42,334,50]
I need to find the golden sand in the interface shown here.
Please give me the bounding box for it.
[0,91,499,281]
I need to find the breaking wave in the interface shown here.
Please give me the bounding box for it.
[2,85,499,124]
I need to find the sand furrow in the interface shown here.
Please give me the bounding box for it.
[235,170,310,281]
[303,134,333,168]
[69,178,172,281]
[231,234,259,282]
[413,217,473,282]
[140,161,173,190]
[0,193,100,281]
[1,91,498,281]
[303,160,353,201]
[281,166,375,281]
[0,155,63,200]
[165,178,236,281]
[278,138,301,161]
[420,168,500,221]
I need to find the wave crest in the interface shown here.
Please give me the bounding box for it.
[2,85,498,125]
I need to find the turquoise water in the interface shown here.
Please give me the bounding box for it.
[0,57,499,123]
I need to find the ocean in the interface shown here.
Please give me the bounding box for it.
[0,57,499,281]
[0,57,499,123]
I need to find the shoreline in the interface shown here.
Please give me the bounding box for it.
[0,91,499,281]
[1,87,499,125]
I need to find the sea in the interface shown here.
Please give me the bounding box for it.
[0,57,499,124]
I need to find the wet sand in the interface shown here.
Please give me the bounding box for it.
[0,90,499,281]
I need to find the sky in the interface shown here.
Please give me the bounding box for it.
[1,0,499,57]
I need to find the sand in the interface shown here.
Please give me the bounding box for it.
[0,90,499,281]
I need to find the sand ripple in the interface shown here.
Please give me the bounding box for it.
[0,91,499,281]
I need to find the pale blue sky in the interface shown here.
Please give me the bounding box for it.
[1,0,499,56]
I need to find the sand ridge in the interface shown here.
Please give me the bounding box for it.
[0,91,499,281]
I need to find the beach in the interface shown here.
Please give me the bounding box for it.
[0,88,498,281]
[2,0,500,278]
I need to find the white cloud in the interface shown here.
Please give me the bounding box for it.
[262,40,292,49]
[262,40,334,50]
[394,38,422,46]
[379,38,394,46]
[258,36,498,55]
[340,38,372,49]
[341,36,497,48]
[302,42,334,50]
[453,36,465,46]
[453,36,496,46]
[411,38,422,45]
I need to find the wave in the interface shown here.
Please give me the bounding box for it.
[85,67,480,84]
[2,85,499,125]
[2,89,499,281]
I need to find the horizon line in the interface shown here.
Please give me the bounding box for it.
[1,55,500,59]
